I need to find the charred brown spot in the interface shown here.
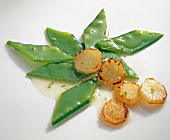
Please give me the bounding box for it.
[112,80,122,85]
[124,104,129,118]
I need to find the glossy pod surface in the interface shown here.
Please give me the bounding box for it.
[83,9,107,48]
[6,41,74,62]
[27,62,89,82]
[46,28,83,56]
[96,30,163,54]
[52,77,97,125]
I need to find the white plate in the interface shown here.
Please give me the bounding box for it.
[1,0,170,139]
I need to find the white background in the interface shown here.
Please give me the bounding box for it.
[0,0,170,140]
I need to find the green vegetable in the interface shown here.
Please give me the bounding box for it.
[46,28,83,56]
[27,62,89,82]
[6,41,74,62]
[83,9,107,48]
[95,30,163,54]
[102,51,139,79]
[52,77,97,125]
[6,9,164,127]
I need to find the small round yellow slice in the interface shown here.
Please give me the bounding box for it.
[139,78,167,104]
[74,48,102,74]
[102,99,128,125]
[115,82,140,105]
[98,58,126,85]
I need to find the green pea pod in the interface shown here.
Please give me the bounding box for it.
[46,28,83,56]
[95,30,163,54]
[6,41,74,62]
[102,51,139,79]
[27,62,89,82]
[52,77,97,125]
[83,9,108,48]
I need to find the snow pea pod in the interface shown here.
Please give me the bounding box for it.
[27,62,89,82]
[102,51,139,79]
[46,28,83,56]
[52,77,97,125]
[83,9,107,48]
[6,41,74,62]
[95,30,163,54]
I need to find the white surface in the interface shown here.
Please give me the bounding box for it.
[0,0,170,140]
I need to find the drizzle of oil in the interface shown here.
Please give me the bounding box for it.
[31,57,148,111]
[31,78,76,100]
[31,77,139,128]
[31,59,148,127]
[31,77,114,116]
[91,83,114,116]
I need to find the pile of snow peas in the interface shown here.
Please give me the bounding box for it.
[6,9,163,126]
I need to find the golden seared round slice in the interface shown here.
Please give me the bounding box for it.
[139,78,167,104]
[74,48,102,74]
[102,99,128,125]
[98,58,126,85]
[115,82,140,106]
